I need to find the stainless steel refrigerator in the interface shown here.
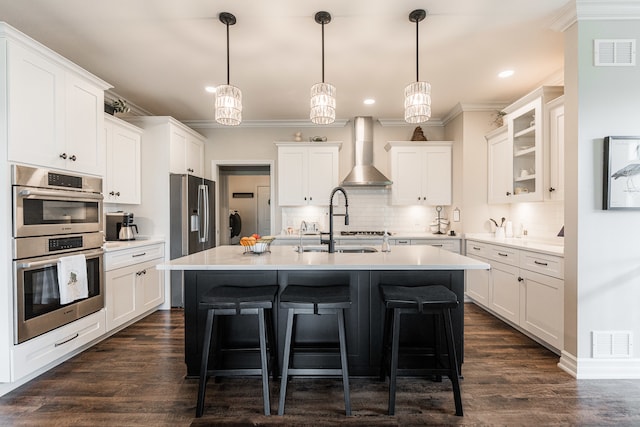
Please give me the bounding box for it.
[169,173,215,306]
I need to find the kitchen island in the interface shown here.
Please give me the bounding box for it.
[158,245,490,377]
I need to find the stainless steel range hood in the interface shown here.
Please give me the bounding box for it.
[341,116,392,186]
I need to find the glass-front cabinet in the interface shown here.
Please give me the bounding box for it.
[487,86,563,204]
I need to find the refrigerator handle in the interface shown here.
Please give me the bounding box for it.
[203,184,210,243]
[198,184,207,243]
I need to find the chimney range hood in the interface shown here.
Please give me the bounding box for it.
[341,116,392,186]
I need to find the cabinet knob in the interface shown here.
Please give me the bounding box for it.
[59,153,67,159]
[116,191,120,197]
[109,191,115,196]
[187,168,194,173]
[69,154,77,161]
[549,187,556,192]
[506,191,512,196]
[518,276,524,282]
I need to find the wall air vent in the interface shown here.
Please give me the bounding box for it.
[592,331,633,358]
[594,39,636,66]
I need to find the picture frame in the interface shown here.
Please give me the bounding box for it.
[603,136,640,209]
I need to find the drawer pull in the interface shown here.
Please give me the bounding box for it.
[472,246,481,250]
[518,276,524,282]
[132,252,147,258]
[432,244,443,247]
[498,252,508,257]
[534,260,548,266]
[55,333,79,347]
[136,269,147,276]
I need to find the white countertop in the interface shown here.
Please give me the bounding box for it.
[464,233,564,256]
[103,238,165,252]
[157,244,489,271]
[274,232,461,241]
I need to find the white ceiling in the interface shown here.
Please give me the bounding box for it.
[0,0,569,124]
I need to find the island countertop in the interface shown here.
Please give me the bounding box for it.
[157,244,490,271]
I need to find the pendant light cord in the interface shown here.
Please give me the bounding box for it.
[415,18,419,82]
[226,21,230,85]
[321,20,325,83]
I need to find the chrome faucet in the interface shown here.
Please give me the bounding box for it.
[322,186,349,253]
[298,221,305,253]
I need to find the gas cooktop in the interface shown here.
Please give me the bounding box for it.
[340,231,389,236]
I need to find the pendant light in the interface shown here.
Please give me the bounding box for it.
[404,9,431,124]
[215,12,242,126]
[310,11,336,125]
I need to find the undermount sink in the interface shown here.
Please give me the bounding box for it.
[297,245,378,253]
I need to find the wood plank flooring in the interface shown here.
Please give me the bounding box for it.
[1,303,640,426]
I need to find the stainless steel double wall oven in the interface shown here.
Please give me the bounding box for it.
[12,165,104,344]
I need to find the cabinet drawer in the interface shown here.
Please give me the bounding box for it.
[466,241,490,258]
[105,243,165,271]
[520,250,563,279]
[12,309,106,381]
[412,239,460,254]
[391,239,411,245]
[488,245,519,266]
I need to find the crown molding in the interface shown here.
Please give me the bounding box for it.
[183,118,349,129]
[104,90,154,117]
[377,118,444,127]
[441,102,510,125]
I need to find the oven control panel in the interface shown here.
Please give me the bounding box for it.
[49,236,84,252]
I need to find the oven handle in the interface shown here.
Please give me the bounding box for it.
[18,189,103,200]
[16,249,104,269]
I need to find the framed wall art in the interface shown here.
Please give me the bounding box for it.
[604,136,640,209]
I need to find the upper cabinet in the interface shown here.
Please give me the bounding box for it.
[385,141,452,206]
[104,114,142,204]
[276,142,341,206]
[545,96,565,201]
[2,23,111,175]
[487,86,563,204]
[169,126,204,176]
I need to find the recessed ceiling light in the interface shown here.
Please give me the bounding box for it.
[363,98,375,105]
[498,70,514,78]
[205,86,216,93]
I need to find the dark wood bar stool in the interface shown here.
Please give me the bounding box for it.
[196,285,279,417]
[278,284,351,416]
[379,284,463,416]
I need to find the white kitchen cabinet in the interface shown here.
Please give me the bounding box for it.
[104,114,142,204]
[408,238,460,254]
[465,239,564,352]
[487,86,563,204]
[545,96,565,201]
[169,126,204,176]
[385,142,452,206]
[11,309,106,381]
[105,243,165,332]
[3,28,110,175]
[464,241,490,307]
[276,142,341,206]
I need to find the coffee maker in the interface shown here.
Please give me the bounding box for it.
[105,212,139,241]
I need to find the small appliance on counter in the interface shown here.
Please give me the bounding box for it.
[105,211,139,241]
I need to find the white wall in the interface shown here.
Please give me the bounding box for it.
[563,17,640,377]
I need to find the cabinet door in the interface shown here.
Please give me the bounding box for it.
[277,146,308,206]
[169,127,187,174]
[106,120,141,204]
[521,269,564,350]
[138,259,164,313]
[105,264,138,331]
[489,260,520,324]
[7,42,66,169]
[424,147,452,205]
[185,136,204,177]
[389,146,422,205]
[307,146,339,205]
[466,260,490,308]
[545,97,564,201]
[65,73,105,175]
[507,99,543,202]
[487,127,512,204]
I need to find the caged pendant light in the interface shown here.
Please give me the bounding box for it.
[310,11,336,125]
[215,12,242,126]
[404,9,431,124]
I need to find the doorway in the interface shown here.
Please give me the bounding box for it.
[214,162,274,246]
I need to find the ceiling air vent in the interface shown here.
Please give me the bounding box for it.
[594,39,636,66]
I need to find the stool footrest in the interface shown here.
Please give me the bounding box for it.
[286,368,344,376]
[207,368,264,377]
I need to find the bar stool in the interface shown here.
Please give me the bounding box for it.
[379,284,463,416]
[196,285,279,417]
[278,284,351,416]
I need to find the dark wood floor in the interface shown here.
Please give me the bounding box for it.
[2,303,640,426]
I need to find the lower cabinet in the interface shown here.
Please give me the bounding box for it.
[12,310,106,381]
[465,239,564,352]
[391,238,461,254]
[105,243,165,332]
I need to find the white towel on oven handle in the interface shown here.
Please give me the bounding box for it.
[57,254,88,304]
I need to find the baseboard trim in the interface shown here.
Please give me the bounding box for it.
[559,350,640,379]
